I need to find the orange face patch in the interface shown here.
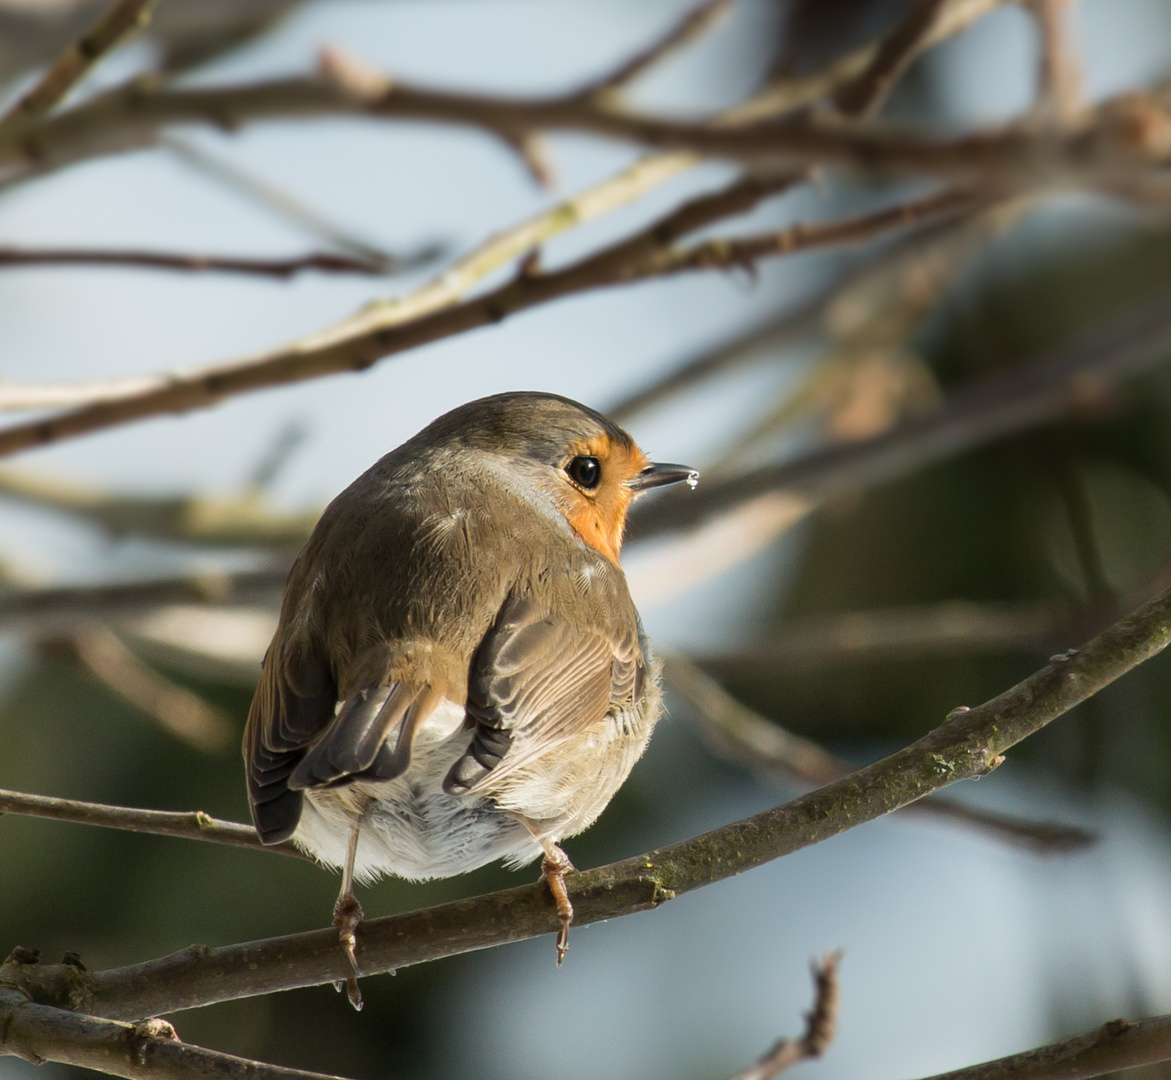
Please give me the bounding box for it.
[557,435,649,565]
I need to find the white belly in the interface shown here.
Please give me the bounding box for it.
[290,698,542,882]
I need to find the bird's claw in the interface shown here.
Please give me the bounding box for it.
[333,892,365,1011]
[540,847,575,966]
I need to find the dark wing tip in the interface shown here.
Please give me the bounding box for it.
[250,787,304,845]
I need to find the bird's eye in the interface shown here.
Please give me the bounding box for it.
[567,456,601,490]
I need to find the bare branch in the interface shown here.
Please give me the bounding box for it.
[834,0,953,118]
[0,988,354,1080]
[0,788,310,862]
[4,69,1167,191]
[7,583,1169,1019]
[1030,0,1083,125]
[629,280,1171,541]
[640,187,978,278]
[0,466,316,545]
[912,1014,1171,1080]
[691,602,1061,673]
[0,568,286,634]
[0,179,970,459]
[664,654,1095,853]
[0,246,404,278]
[43,629,234,753]
[162,135,439,270]
[724,952,842,1080]
[0,0,1020,187]
[0,0,159,129]
[586,0,735,102]
[747,0,1024,120]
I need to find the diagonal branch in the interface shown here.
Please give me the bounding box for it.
[663,654,1095,853]
[0,180,968,460]
[162,135,441,271]
[586,0,735,102]
[7,583,1171,1020]
[723,953,842,1080]
[628,280,1171,541]
[0,0,1021,186]
[0,0,159,130]
[834,0,953,118]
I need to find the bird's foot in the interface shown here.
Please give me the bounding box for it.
[332,892,364,1011]
[539,844,575,965]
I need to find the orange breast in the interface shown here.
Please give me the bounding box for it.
[565,503,624,564]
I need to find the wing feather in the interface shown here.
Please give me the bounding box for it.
[443,594,642,795]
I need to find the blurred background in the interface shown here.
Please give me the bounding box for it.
[2,2,1171,1079]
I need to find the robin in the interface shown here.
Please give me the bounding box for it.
[242,391,697,1008]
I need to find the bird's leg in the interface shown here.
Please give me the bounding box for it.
[333,813,365,1011]
[537,837,575,965]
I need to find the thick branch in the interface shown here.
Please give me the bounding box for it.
[913,1014,1171,1080]
[9,584,1170,1020]
[0,991,352,1080]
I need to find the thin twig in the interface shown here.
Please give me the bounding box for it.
[0,788,310,862]
[162,135,439,270]
[689,602,1061,673]
[663,654,1095,853]
[0,568,288,634]
[724,953,842,1080]
[641,187,977,278]
[628,280,1171,541]
[0,466,316,545]
[587,0,735,102]
[0,0,159,129]
[0,179,966,459]
[0,0,1016,444]
[7,583,1171,1019]
[0,991,354,1080]
[44,629,234,753]
[0,246,397,278]
[835,0,953,117]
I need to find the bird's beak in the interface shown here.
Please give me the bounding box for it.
[627,462,700,492]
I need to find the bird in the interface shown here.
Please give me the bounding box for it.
[242,391,697,1008]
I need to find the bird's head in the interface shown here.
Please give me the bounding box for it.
[417,391,698,564]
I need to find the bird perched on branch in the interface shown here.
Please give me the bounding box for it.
[243,391,697,1008]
